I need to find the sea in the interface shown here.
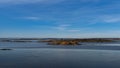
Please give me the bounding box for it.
[1,42,120,68]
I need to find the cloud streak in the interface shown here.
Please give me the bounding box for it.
[22,17,40,20]
[53,24,71,31]
[53,24,82,32]
[102,16,120,23]
[0,0,65,5]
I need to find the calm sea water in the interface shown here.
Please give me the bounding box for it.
[1,42,120,68]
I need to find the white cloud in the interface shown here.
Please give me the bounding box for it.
[96,15,120,23]
[54,24,71,31]
[23,17,40,20]
[0,0,43,4]
[0,0,101,5]
[86,15,120,24]
[80,0,100,3]
[0,0,65,5]
[103,17,120,23]
[55,27,66,30]
[67,29,80,32]
[59,24,71,27]
[53,24,81,32]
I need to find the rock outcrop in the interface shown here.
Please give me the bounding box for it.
[48,40,80,45]
[0,48,12,50]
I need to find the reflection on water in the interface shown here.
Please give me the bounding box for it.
[1,42,120,68]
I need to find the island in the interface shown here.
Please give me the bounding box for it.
[47,40,81,45]
[0,38,116,46]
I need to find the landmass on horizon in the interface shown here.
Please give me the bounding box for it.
[0,38,119,45]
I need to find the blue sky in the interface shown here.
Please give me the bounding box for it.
[0,0,120,38]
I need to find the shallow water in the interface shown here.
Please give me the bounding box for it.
[1,42,120,68]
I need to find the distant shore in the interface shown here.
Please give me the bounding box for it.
[0,38,115,42]
[0,38,117,46]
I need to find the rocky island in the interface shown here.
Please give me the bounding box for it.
[47,40,81,45]
[42,38,114,46]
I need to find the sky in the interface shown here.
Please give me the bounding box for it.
[0,0,120,38]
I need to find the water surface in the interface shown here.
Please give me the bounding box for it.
[1,42,120,68]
